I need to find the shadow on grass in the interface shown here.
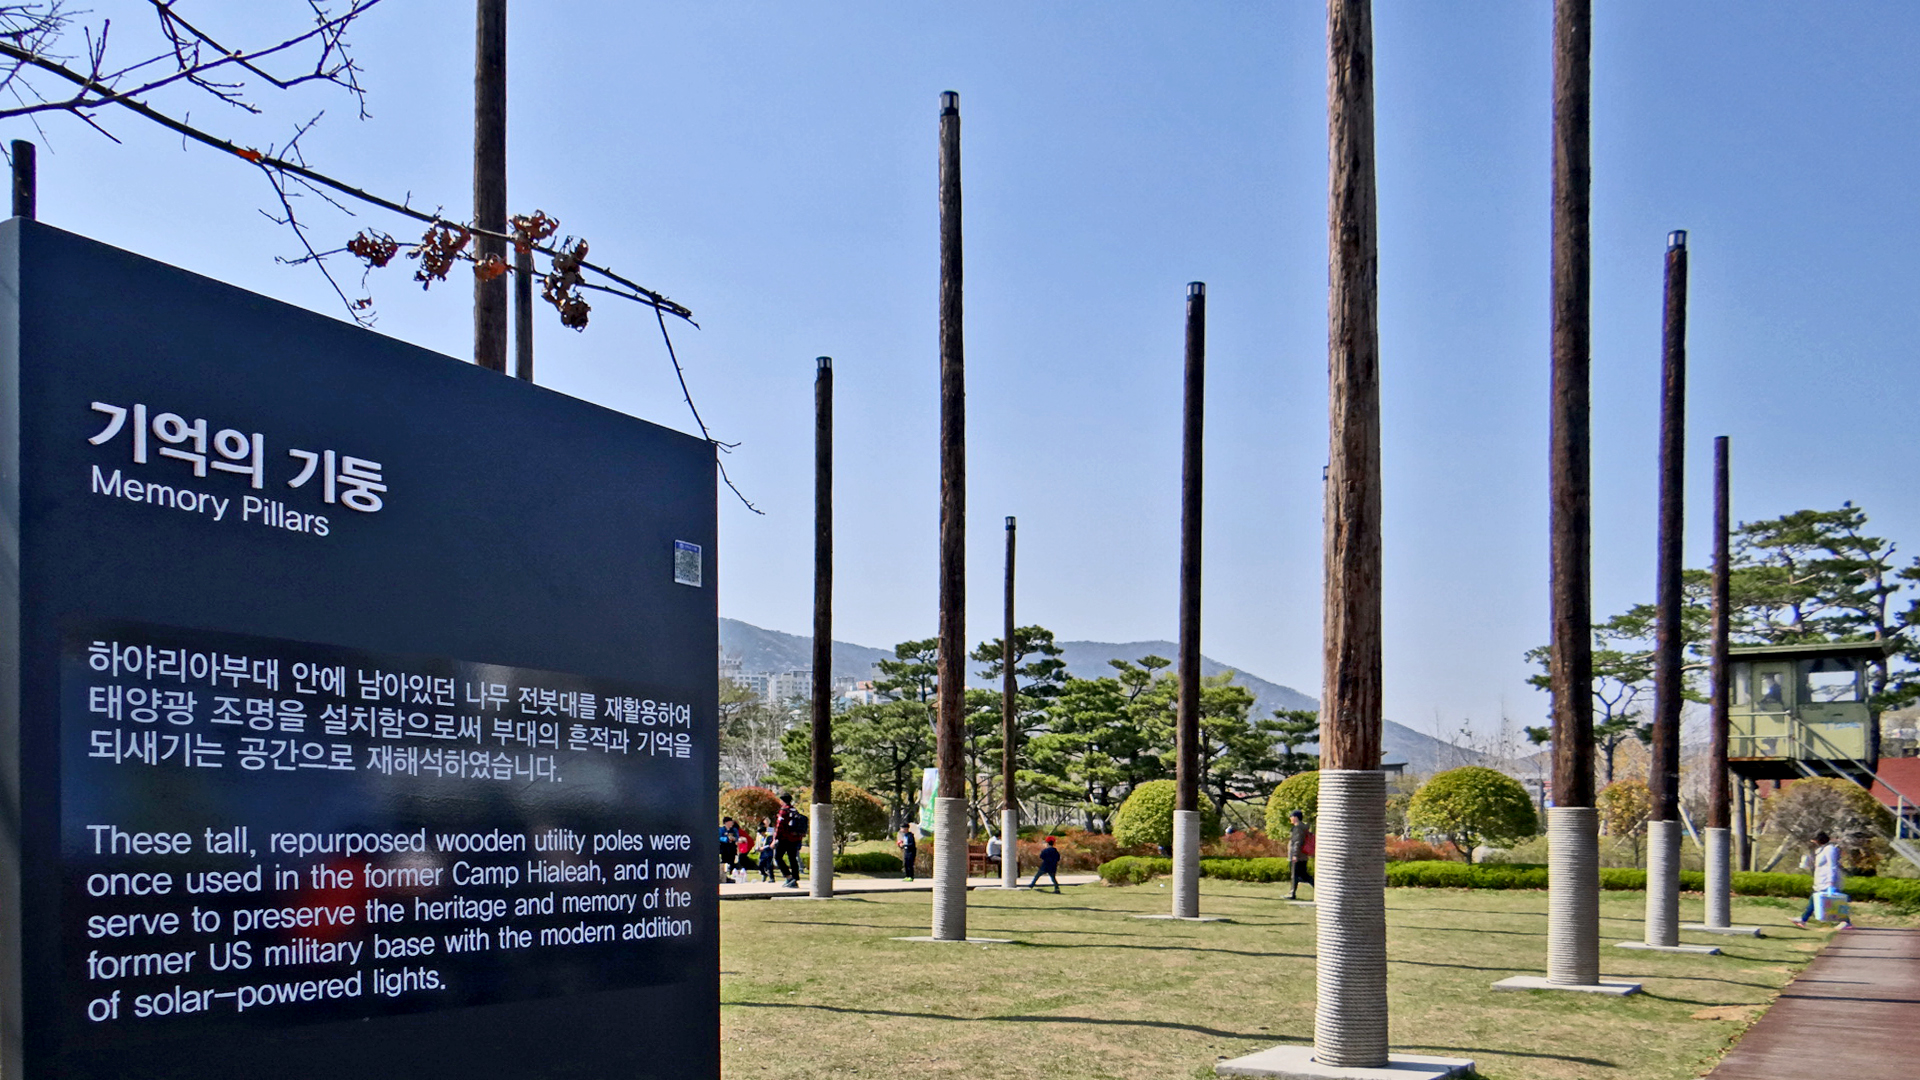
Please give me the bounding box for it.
[1398,1043,1619,1069]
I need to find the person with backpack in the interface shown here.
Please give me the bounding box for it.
[773,793,808,888]
[1029,835,1062,892]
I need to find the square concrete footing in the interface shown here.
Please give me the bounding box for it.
[1215,1046,1473,1079]
[891,936,1015,944]
[1287,900,1316,907]
[1491,974,1642,995]
[1616,941,1721,955]
[1134,914,1231,922]
[1681,923,1762,937]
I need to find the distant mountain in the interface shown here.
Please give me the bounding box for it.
[718,618,893,682]
[1054,639,1476,774]
[718,618,1477,774]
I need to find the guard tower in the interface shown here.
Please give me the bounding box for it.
[1726,640,1890,783]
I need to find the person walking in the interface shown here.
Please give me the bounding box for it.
[1029,835,1062,892]
[897,825,918,882]
[719,817,740,879]
[1793,831,1853,930]
[1286,809,1315,901]
[773,793,807,888]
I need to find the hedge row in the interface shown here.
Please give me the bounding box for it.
[1099,856,1920,910]
[832,851,903,874]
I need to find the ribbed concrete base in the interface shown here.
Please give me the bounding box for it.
[1644,820,1682,947]
[1704,827,1731,928]
[1616,941,1721,955]
[1216,1046,1472,1079]
[1001,808,1020,890]
[1172,809,1202,918]
[1491,975,1641,995]
[1313,770,1389,1069]
[1680,923,1762,937]
[1546,807,1600,986]
[930,797,967,940]
[808,803,834,899]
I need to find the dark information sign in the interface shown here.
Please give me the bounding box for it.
[0,220,719,1079]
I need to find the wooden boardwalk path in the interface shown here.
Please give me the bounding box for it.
[1709,927,1920,1080]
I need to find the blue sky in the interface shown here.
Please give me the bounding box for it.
[22,2,1920,735]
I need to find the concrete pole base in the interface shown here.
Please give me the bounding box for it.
[1172,809,1201,918]
[1644,819,1682,947]
[1703,826,1732,929]
[1216,1046,1472,1079]
[1312,770,1389,1070]
[1000,808,1020,890]
[930,797,968,941]
[1546,806,1601,986]
[808,802,834,899]
[892,935,1014,944]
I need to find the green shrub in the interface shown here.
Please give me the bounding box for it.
[1199,857,1293,883]
[1112,780,1220,849]
[1384,861,1548,890]
[833,850,903,874]
[830,781,890,852]
[1408,767,1538,861]
[1099,856,1172,885]
[1265,772,1320,834]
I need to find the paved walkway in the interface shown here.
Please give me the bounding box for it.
[719,873,1099,900]
[1709,927,1920,1080]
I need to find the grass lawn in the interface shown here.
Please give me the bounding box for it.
[719,880,1914,1080]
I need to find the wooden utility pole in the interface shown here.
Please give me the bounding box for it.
[1317,0,1387,1067]
[1537,0,1609,991]
[1000,516,1019,890]
[11,139,35,219]
[810,356,835,899]
[1643,229,1689,949]
[1705,434,1733,926]
[472,0,508,372]
[931,90,968,941]
[1172,281,1207,919]
[1548,0,1594,816]
[1650,231,1688,825]
[514,246,534,381]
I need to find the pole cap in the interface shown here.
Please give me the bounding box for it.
[1187,281,1205,298]
[1668,230,1688,250]
[1005,516,1015,530]
[940,91,959,114]
[816,356,832,371]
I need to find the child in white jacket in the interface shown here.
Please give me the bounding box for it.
[1792,831,1853,930]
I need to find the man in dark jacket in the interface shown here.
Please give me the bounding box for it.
[1029,835,1062,892]
[1287,810,1314,900]
[773,794,806,888]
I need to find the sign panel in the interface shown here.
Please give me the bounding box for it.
[0,220,719,1079]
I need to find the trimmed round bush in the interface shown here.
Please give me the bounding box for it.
[719,786,782,829]
[1408,766,1538,861]
[830,781,890,850]
[1111,780,1220,850]
[1265,771,1320,835]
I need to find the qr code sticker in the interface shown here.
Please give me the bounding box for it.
[673,540,702,587]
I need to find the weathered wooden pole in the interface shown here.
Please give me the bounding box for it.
[472,0,508,372]
[1172,281,1207,920]
[1000,515,1020,890]
[1705,434,1733,926]
[514,246,534,381]
[11,140,35,220]
[1644,229,1688,949]
[1316,0,1387,1065]
[1544,0,1602,990]
[931,90,969,942]
[810,356,836,899]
